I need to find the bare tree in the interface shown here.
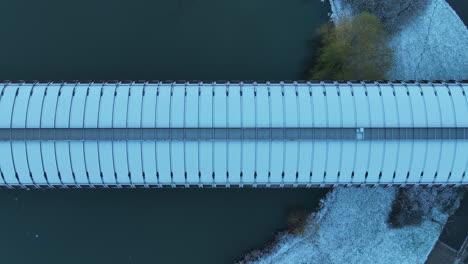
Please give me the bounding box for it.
[387,187,464,229]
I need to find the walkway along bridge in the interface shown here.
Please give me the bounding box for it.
[0,81,467,188]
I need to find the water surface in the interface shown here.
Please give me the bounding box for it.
[0,0,330,80]
[0,1,331,263]
[0,189,328,264]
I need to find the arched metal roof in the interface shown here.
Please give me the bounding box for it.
[0,81,466,188]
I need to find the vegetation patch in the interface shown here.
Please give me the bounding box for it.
[287,209,311,235]
[387,187,464,229]
[310,12,393,80]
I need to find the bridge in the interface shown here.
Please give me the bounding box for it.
[0,81,466,188]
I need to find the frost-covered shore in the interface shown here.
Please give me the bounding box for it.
[388,0,468,80]
[238,1,467,263]
[238,188,450,264]
[330,0,468,80]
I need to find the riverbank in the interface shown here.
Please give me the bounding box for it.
[0,188,329,264]
[238,188,451,264]
[238,0,467,262]
[329,0,468,80]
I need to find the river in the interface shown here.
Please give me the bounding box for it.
[446,0,468,26]
[0,0,329,81]
[0,0,331,263]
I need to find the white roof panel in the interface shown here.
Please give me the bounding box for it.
[11,142,33,184]
[311,141,327,183]
[297,85,312,127]
[83,142,101,185]
[255,141,269,183]
[436,140,456,183]
[227,85,241,127]
[55,141,75,184]
[69,84,88,128]
[170,141,185,183]
[41,141,61,184]
[269,141,283,183]
[409,85,428,127]
[55,84,75,128]
[26,142,46,184]
[394,84,413,127]
[213,141,227,183]
[367,84,384,127]
[312,84,327,127]
[214,85,227,127]
[170,85,185,128]
[127,141,144,184]
[0,82,467,187]
[325,141,340,183]
[0,84,18,128]
[353,84,370,128]
[284,141,299,182]
[185,141,199,183]
[338,141,355,183]
[69,142,88,184]
[449,141,468,183]
[340,84,356,127]
[26,85,46,128]
[381,84,398,127]
[185,84,199,128]
[156,141,171,183]
[449,84,468,127]
[420,141,441,183]
[256,85,270,127]
[12,85,33,128]
[99,141,117,185]
[284,85,298,127]
[113,141,130,184]
[366,141,384,183]
[114,85,130,128]
[380,141,398,183]
[297,141,312,182]
[434,84,456,126]
[325,85,341,127]
[141,85,157,128]
[270,85,284,127]
[227,140,241,183]
[394,142,413,183]
[407,141,427,183]
[242,85,256,127]
[98,84,116,128]
[84,85,101,127]
[352,141,370,184]
[0,142,18,184]
[141,142,157,184]
[241,141,255,182]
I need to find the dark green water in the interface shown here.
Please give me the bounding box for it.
[0,0,329,81]
[0,1,331,263]
[447,0,468,26]
[0,189,328,264]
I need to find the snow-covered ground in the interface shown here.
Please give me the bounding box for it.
[388,0,468,80]
[238,188,448,264]
[238,1,467,263]
[330,0,468,80]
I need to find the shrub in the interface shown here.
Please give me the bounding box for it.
[310,13,393,80]
[387,188,426,228]
[387,187,464,229]
[287,209,310,235]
